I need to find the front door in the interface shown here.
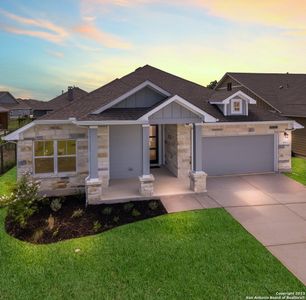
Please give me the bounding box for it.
[149,125,159,165]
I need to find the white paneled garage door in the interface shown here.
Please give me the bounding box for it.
[202,135,275,176]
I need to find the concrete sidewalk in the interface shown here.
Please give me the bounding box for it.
[160,173,306,285]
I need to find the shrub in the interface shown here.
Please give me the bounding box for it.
[32,229,44,243]
[102,207,112,215]
[113,216,120,223]
[50,198,62,212]
[123,203,134,212]
[148,200,159,210]
[131,208,141,217]
[71,208,84,219]
[0,172,45,228]
[47,214,55,231]
[92,221,102,232]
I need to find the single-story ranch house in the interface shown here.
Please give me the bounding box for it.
[5,65,302,204]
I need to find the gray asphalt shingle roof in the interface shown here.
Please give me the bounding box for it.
[226,72,306,117]
[40,65,289,123]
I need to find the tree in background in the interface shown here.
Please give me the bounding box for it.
[206,80,218,89]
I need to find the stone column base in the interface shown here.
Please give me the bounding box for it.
[190,171,207,193]
[85,177,102,205]
[139,174,155,197]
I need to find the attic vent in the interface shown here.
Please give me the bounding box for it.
[227,82,232,91]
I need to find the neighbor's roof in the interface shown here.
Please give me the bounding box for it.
[46,87,88,110]
[40,65,289,123]
[11,99,52,111]
[225,72,306,117]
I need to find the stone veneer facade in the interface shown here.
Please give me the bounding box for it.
[17,124,110,197]
[164,124,192,178]
[17,121,292,201]
[202,122,292,172]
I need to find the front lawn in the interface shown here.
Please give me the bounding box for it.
[0,167,16,195]
[0,210,305,299]
[285,157,306,185]
[0,168,305,299]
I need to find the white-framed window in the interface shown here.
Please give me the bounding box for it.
[231,99,243,114]
[34,140,76,175]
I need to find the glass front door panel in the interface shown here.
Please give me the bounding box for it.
[149,125,158,164]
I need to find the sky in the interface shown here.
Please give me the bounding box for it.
[0,0,306,100]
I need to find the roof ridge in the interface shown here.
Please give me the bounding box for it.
[132,64,210,90]
[228,72,306,75]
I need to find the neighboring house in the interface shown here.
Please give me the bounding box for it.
[215,73,306,157]
[5,65,302,204]
[10,87,88,118]
[0,106,9,130]
[0,91,19,115]
[10,100,31,118]
[44,86,88,116]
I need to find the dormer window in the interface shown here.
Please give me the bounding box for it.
[227,82,232,91]
[231,99,242,114]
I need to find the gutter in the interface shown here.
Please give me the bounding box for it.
[203,120,303,130]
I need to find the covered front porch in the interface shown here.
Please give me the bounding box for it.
[85,95,212,204]
[85,122,207,204]
[97,166,192,203]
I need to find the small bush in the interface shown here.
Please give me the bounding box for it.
[47,214,55,231]
[131,209,141,217]
[52,228,59,237]
[32,229,44,243]
[0,172,45,228]
[71,208,84,219]
[50,198,62,212]
[123,203,134,212]
[102,207,112,215]
[113,216,120,223]
[92,221,102,233]
[148,200,159,210]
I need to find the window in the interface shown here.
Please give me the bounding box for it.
[57,140,76,173]
[227,82,232,91]
[231,99,242,114]
[34,140,76,174]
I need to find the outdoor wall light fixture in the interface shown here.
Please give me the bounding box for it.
[284,132,289,139]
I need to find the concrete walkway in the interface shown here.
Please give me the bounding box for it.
[160,173,306,285]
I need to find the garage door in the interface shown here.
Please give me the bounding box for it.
[202,135,275,176]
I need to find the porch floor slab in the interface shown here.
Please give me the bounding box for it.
[100,166,192,203]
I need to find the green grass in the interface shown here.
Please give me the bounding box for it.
[8,117,32,131]
[0,169,305,299]
[285,157,306,185]
[0,167,16,195]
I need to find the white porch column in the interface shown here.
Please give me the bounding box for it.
[190,123,207,193]
[85,126,102,204]
[139,124,155,196]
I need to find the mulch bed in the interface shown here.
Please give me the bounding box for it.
[5,196,167,244]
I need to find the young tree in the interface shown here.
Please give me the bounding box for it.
[206,80,218,89]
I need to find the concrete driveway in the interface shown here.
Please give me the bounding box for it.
[161,173,306,285]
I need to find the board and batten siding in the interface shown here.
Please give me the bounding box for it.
[291,117,306,157]
[113,86,166,108]
[149,102,202,124]
[225,97,247,116]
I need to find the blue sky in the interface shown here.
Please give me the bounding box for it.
[0,0,305,100]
